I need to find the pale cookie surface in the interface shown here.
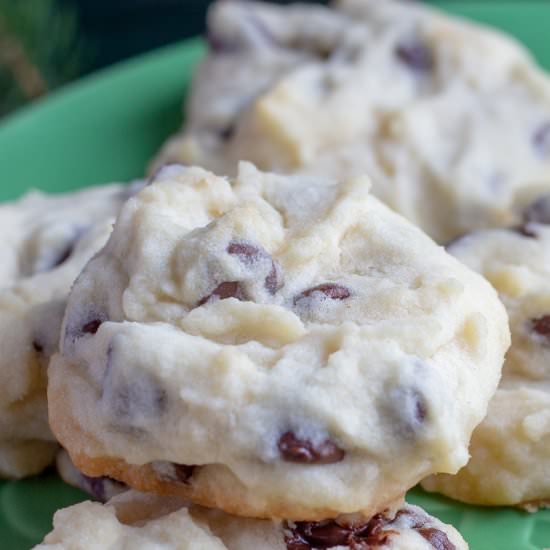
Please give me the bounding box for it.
[152,0,550,243]
[34,490,468,550]
[49,163,508,520]
[0,183,140,478]
[422,195,550,507]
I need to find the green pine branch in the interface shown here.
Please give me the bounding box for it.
[0,0,85,117]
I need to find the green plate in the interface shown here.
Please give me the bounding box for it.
[1,2,550,549]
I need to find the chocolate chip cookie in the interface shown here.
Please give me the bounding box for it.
[423,194,550,508]
[152,0,550,243]
[35,490,467,550]
[49,163,508,519]
[0,182,141,478]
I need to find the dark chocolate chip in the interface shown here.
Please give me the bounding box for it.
[511,224,538,239]
[285,512,397,550]
[85,475,107,501]
[102,347,168,427]
[29,231,81,275]
[395,39,434,72]
[82,474,126,503]
[112,383,168,421]
[533,122,550,156]
[415,396,428,423]
[531,315,550,340]
[198,281,247,306]
[63,307,109,351]
[523,194,550,225]
[294,283,351,305]
[393,509,456,549]
[227,240,283,294]
[227,241,263,260]
[219,122,236,141]
[265,263,281,294]
[294,521,351,547]
[278,431,345,464]
[418,528,456,550]
[284,535,311,550]
[173,464,196,483]
[51,242,75,269]
[82,319,103,335]
[32,340,44,353]
[389,385,430,438]
[393,508,428,529]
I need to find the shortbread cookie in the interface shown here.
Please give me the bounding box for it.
[49,163,508,520]
[35,490,468,549]
[152,0,550,243]
[0,182,141,478]
[57,449,126,502]
[423,195,550,507]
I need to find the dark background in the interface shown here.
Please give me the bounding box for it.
[0,0,328,117]
[61,0,326,73]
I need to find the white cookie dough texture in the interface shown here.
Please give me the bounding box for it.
[422,195,550,508]
[152,0,550,243]
[49,163,509,520]
[34,490,468,550]
[0,182,140,478]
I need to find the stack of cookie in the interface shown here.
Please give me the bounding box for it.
[1,0,548,548]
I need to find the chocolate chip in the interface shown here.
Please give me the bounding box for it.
[418,528,456,550]
[293,521,351,547]
[227,240,283,294]
[227,242,263,259]
[81,474,126,502]
[82,319,103,335]
[388,387,428,438]
[219,122,236,141]
[533,122,550,156]
[198,281,247,306]
[393,508,428,529]
[32,340,44,353]
[102,347,168,428]
[395,39,434,72]
[523,194,550,225]
[511,224,538,239]
[64,308,108,351]
[392,509,456,549]
[278,431,345,464]
[294,283,351,305]
[284,536,311,550]
[531,315,550,340]
[285,513,397,550]
[51,242,75,269]
[111,383,167,421]
[28,230,81,275]
[415,397,428,423]
[173,464,196,483]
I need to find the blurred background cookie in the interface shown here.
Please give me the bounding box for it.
[0,182,141,478]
